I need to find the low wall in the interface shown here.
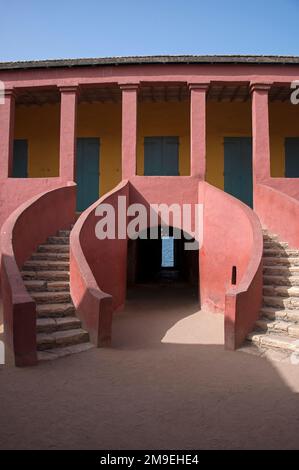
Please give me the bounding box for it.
[0,177,64,231]
[200,182,263,349]
[70,180,129,346]
[255,182,299,249]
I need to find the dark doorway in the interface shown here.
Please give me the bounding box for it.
[127,226,199,296]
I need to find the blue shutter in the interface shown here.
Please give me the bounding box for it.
[224,137,253,207]
[285,138,299,177]
[162,137,179,175]
[76,138,100,211]
[13,139,28,177]
[144,137,163,175]
[144,136,179,176]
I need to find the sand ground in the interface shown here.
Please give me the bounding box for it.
[1,284,299,450]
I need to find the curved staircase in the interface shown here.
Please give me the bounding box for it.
[247,230,299,360]
[21,227,94,361]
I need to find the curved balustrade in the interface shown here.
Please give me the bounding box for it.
[0,183,76,366]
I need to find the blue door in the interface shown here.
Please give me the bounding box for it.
[144,137,179,175]
[224,137,253,207]
[12,139,28,177]
[76,138,100,212]
[285,138,299,177]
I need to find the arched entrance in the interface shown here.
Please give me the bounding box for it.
[127,226,199,299]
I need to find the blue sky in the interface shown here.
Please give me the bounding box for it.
[1,0,298,61]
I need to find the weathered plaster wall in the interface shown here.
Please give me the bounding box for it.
[269,101,299,177]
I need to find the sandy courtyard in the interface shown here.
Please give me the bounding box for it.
[1,284,299,450]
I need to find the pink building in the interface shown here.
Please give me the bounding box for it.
[1,55,299,366]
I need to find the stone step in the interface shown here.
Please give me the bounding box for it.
[21,270,69,281]
[23,280,70,292]
[36,303,75,318]
[263,274,299,287]
[260,306,299,323]
[255,317,299,337]
[30,291,71,304]
[37,328,89,351]
[36,316,81,333]
[247,331,299,352]
[263,233,279,240]
[263,295,299,309]
[46,281,70,292]
[24,280,47,291]
[57,229,71,237]
[263,241,289,249]
[263,265,299,276]
[263,256,299,266]
[21,271,70,281]
[47,236,69,245]
[37,244,69,253]
[263,248,299,257]
[31,252,69,261]
[22,260,69,271]
[38,342,94,362]
[263,285,299,298]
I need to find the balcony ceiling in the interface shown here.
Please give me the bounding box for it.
[15,83,294,106]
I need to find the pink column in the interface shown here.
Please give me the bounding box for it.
[189,83,209,178]
[120,84,138,180]
[250,83,272,183]
[0,88,15,178]
[59,86,78,181]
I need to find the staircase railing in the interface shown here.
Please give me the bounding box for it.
[200,182,264,349]
[0,183,76,366]
[70,180,129,347]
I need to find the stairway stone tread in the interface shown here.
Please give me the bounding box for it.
[38,244,70,250]
[263,248,299,255]
[255,317,298,336]
[36,316,81,330]
[21,270,70,280]
[36,302,75,317]
[263,274,299,280]
[263,256,299,263]
[37,342,94,361]
[263,285,299,295]
[247,331,299,352]
[37,327,87,342]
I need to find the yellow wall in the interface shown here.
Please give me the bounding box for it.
[206,101,299,188]
[137,101,190,176]
[269,102,299,177]
[206,102,252,189]
[77,102,122,195]
[14,104,60,177]
[14,99,299,195]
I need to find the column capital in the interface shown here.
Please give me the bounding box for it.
[188,83,210,92]
[58,85,79,94]
[3,88,17,99]
[119,83,139,91]
[250,82,272,94]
